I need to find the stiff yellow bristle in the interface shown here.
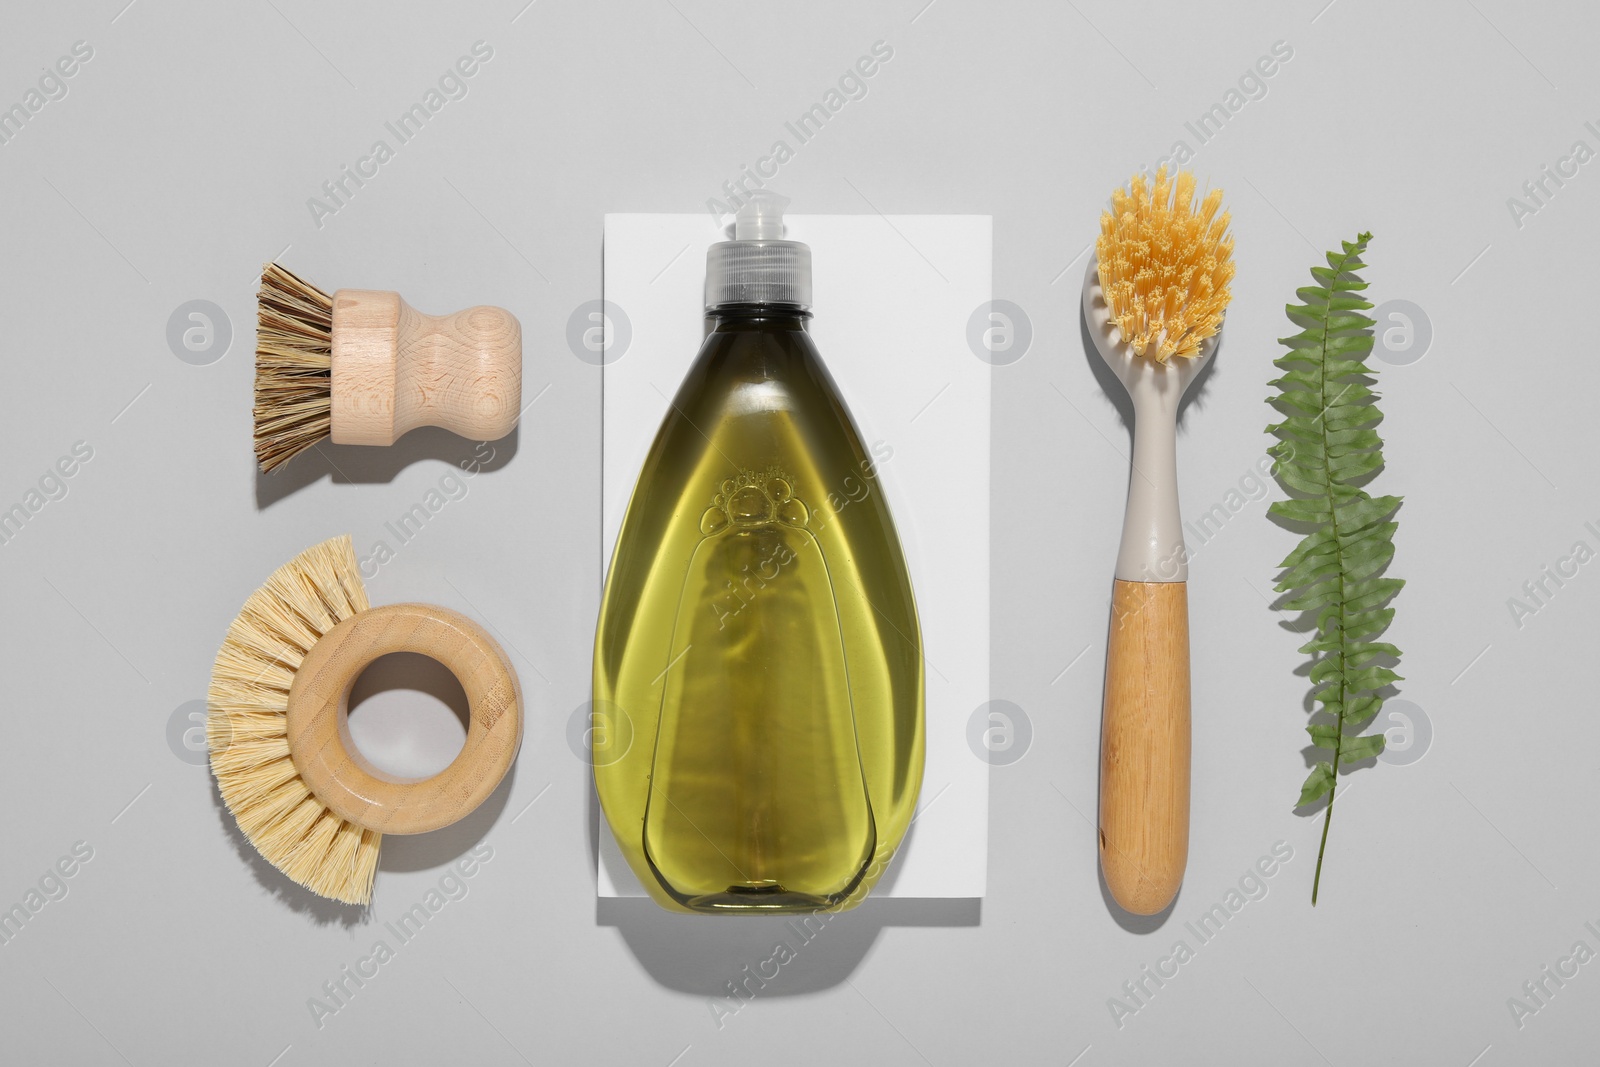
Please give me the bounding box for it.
[207,535,379,905]
[254,263,334,473]
[1096,167,1235,361]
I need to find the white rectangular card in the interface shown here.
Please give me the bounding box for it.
[599,212,991,899]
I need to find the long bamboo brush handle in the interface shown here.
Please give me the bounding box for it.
[1100,579,1190,915]
[330,289,522,446]
[286,602,522,835]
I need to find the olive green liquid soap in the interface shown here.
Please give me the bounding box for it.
[594,193,925,913]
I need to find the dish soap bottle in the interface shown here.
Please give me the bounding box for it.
[594,192,925,914]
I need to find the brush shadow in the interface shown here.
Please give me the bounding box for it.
[207,706,513,923]
[349,639,515,875]
[378,764,514,873]
[207,774,366,928]
[1075,289,1223,454]
[1097,860,1180,933]
[1079,307,1134,439]
[1179,338,1220,425]
[254,426,518,509]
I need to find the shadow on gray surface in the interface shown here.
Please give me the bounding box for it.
[596,894,980,997]
[208,773,366,928]
[253,425,517,509]
[378,764,513,873]
[1076,279,1222,452]
[1097,859,1180,934]
[206,730,512,922]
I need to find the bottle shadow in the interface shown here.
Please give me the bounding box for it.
[254,426,518,510]
[588,786,979,996]
[595,895,980,998]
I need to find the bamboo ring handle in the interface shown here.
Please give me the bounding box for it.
[286,603,522,835]
[1099,579,1191,915]
[330,289,522,447]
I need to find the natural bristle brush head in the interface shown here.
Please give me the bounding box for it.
[254,264,334,472]
[207,535,522,906]
[1094,167,1235,362]
[208,535,374,903]
[252,263,524,474]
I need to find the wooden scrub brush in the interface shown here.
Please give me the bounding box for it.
[207,535,522,905]
[1083,167,1235,915]
[254,264,523,472]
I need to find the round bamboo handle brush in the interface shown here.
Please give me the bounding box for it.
[207,535,522,905]
[254,263,522,472]
[1082,168,1234,915]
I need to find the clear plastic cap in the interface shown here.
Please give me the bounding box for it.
[705,190,812,309]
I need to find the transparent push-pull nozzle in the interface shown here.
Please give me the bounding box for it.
[734,190,790,240]
[706,188,812,310]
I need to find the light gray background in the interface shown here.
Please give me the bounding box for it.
[0,1,1592,1065]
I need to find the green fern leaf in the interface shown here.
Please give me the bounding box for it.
[1298,763,1335,806]
[1265,232,1405,906]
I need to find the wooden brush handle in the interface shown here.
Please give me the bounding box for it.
[285,603,522,835]
[329,289,522,446]
[1100,579,1190,915]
